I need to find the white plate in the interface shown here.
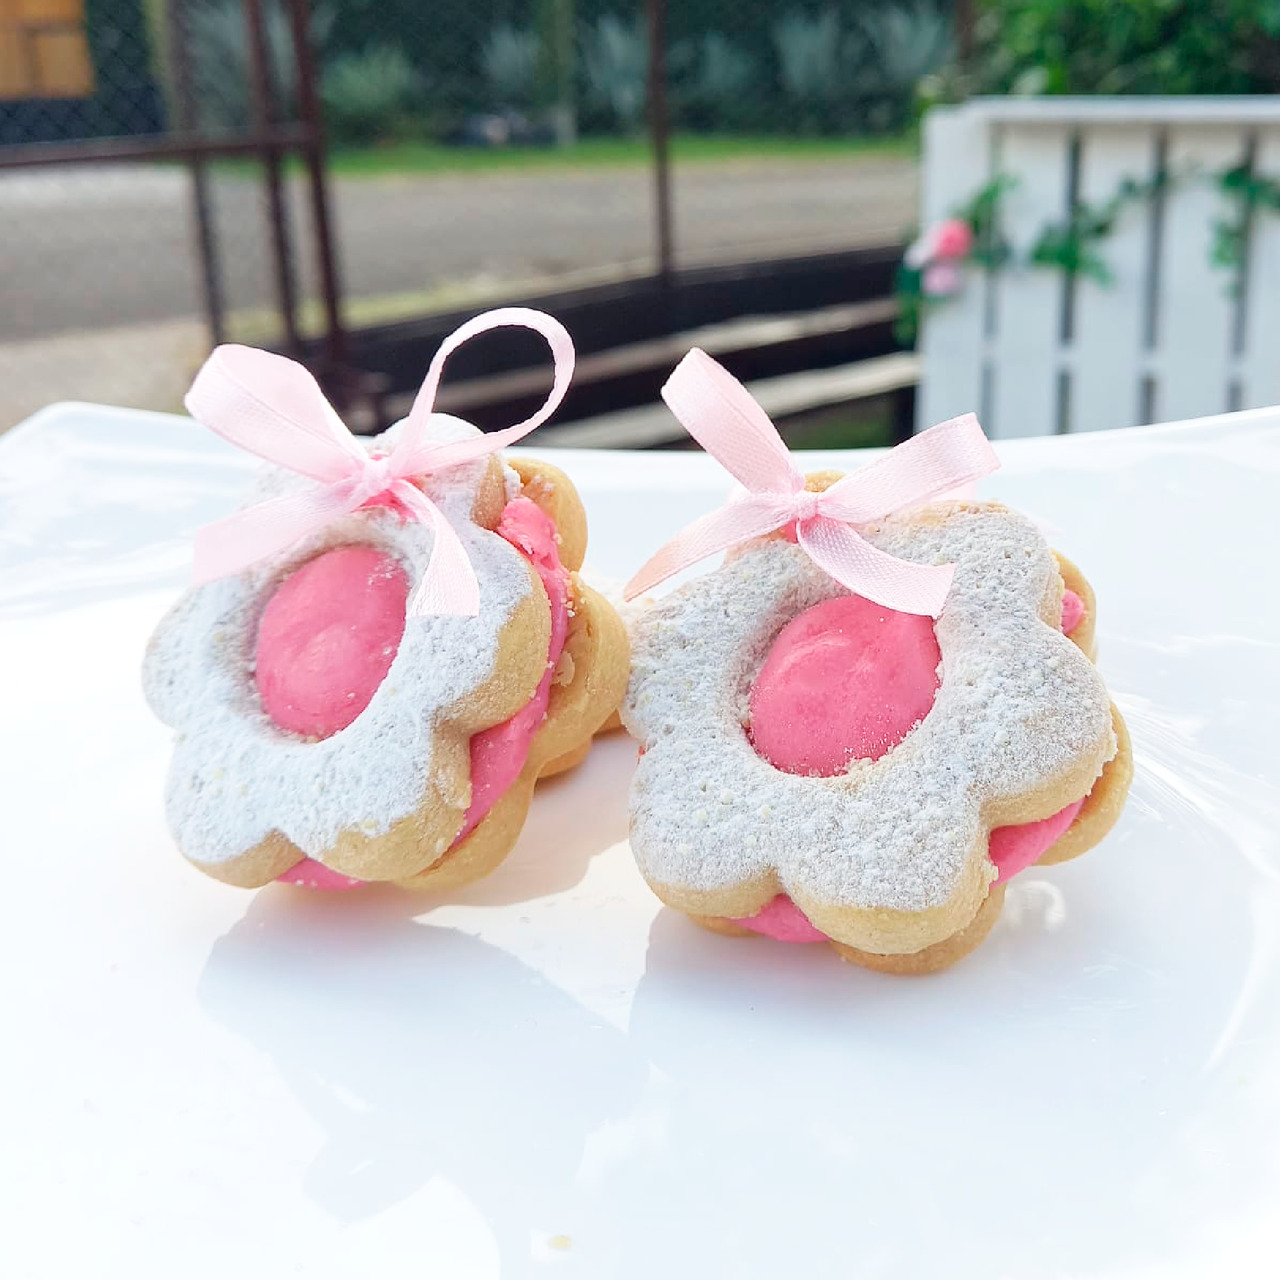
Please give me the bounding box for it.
[2,403,1279,1279]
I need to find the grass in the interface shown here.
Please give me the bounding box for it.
[216,131,914,180]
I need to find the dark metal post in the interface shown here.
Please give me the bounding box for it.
[245,0,301,355]
[955,0,976,75]
[646,0,674,281]
[166,0,226,345]
[285,0,346,378]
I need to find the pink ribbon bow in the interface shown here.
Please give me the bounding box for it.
[624,349,999,616]
[186,307,574,616]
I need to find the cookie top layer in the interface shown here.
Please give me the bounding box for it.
[622,502,1115,914]
[143,416,535,869]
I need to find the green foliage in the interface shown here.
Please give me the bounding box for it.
[772,10,846,108]
[855,3,954,100]
[893,258,932,349]
[695,32,756,103]
[289,0,947,140]
[975,0,1280,96]
[321,46,420,146]
[675,32,757,131]
[481,23,539,108]
[767,4,951,135]
[580,15,649,134]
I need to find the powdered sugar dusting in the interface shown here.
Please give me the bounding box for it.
[142,417,534,869]
[622,503,1115,913]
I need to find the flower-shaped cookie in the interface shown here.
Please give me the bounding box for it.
[144,310,628,890]
[620,351,1132,972]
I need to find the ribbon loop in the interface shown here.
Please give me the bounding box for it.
[184,309,575,617]
[624,352,998,617]
[392,307,575,476]
[662,349,801,494]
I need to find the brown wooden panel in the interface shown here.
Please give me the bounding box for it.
[31,28,92,96]
[18,0,85,23]
[0,27,31,99]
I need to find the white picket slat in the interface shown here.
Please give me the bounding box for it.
[915,107,992,432]
[1148,127,1246,421]
[986,124,1072,437]
[1069,126,1159,432]
[1238,128,1280,410]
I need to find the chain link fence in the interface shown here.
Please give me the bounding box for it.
[1,0,944,430]
[0,0,309,426]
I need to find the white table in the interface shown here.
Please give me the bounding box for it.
[3,403,1280,1279]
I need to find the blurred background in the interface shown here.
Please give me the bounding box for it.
[3,1,1279,445]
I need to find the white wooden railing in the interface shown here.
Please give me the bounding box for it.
[917,98,1280,436]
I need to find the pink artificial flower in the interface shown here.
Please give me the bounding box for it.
[922,261,963,297]
[904,230,936,269]
[932,218,974,261]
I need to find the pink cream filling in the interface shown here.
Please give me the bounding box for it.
[453,497,571,844]
[265,497,570,889]
[748,595,943,772]
[734,588,1092,941]
[255,545,410,739]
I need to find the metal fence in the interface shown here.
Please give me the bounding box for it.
[0,0,943,431]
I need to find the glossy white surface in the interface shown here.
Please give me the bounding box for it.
[2,403,1280,1279]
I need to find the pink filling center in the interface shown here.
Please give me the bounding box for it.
[255,546,409,739]
[749,595,942,772]
[262,497,570,889]
[736,588,1091,942]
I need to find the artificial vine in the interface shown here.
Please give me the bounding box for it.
[961,175,1018,272]
[1028,172,1168,285]
[899,160,1280,348]
[1211,163,1280,293]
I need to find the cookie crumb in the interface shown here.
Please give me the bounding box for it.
[552,650,576,687]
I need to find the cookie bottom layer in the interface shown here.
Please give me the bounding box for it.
[692,882,1004,974]
[687,702,1132,974]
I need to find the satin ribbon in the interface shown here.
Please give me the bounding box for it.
[185,307,574,616]
[624,349,999,617]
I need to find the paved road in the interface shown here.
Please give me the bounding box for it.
[0,156,917,342]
